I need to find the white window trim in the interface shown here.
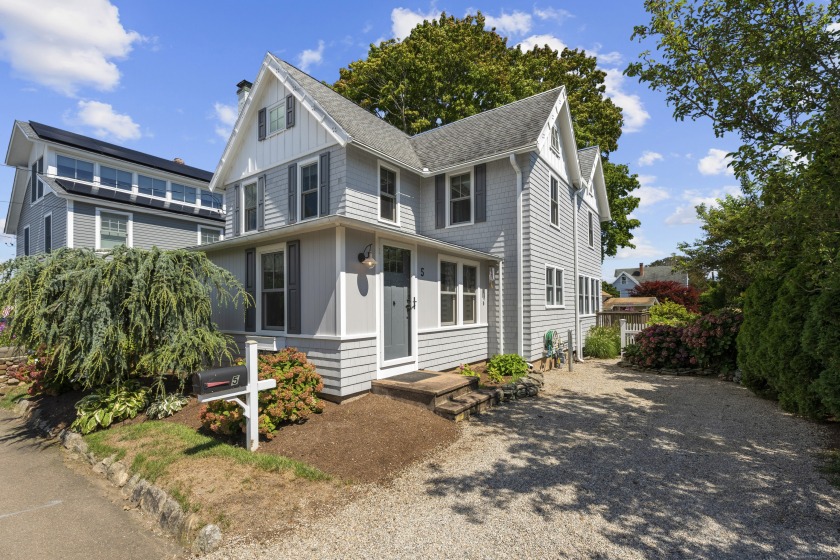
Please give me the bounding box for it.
[95,207,133,250]
[241,180,259,233]
[256,242,287,335]
[578,274,600,317]
[550,125,561,155]
[98,164,135,193]
[549,174,561,230]
[298,157,319,223]
[377,160,400,226]
[56,153,94,184]
[43,212,52,254]
[266,100,287,137]
[445,168,474,228]
[22,225,30,256]
[588,211,595,248]
[137,173,168,200]
[437,254,482,327]
[378,238,419,371]
[196,224,224,246]
[545,264,566,309]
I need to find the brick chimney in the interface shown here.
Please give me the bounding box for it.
[639,262,644,276]
[173,157,184,165]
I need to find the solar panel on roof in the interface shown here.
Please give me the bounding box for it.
[29,122,213,183]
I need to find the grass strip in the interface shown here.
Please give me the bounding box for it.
[0,384,30,410]
[84,421,328,483]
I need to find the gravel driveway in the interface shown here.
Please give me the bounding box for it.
[208,360,840,559]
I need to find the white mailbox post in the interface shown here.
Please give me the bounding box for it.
[196,340,276,451]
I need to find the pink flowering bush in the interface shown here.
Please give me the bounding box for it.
[624,308,743,372]
[201,347,324,439]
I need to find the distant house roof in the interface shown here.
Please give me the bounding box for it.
[23,121,213,182]
[613,265,688,285]
[603,297,659,310]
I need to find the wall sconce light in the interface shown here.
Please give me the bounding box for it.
[357,243,376,268]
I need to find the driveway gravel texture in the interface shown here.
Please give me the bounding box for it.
[207,359,840,559]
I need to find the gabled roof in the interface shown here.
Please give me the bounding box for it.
[410,88,562,172]
[603,296,659,309]
[577,146,599,183]
[613,266,688,284]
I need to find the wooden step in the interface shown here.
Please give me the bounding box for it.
[434,391,492,422]
[371,372,478,411]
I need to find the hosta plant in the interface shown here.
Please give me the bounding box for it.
[146,394,189,420]
[72,380,150,434]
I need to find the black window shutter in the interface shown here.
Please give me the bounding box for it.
[258,108,266,141]
[286,94,295,128]
[37,157,44,199]
[435,174,445,229]
[319,151,330,216]
[245,249,256,331]
[257,174,266,231]
[233,184,241,236]
[287,163,297,224]
[44,215,51,254]
[286,240,301,334]
[474,163,486,223]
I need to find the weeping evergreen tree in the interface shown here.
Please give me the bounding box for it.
[0,247,249,395]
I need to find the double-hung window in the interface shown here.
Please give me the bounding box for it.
[199,227,221,245]
[201,190,223,209]
[99,211,129,249]
[300,162,318,220]
[440,261,458,326]
[100,166,132,190]
[379,166,397,222]
[550,125,561,153]
[243,182,257,232]
[268,103,286,135]
[578,275,599,315]
[171,182,196,203]
[57,155,93,182]
[462,265,478,324]
[44,214,52,254]
[261,251,285,330]
[546,266,564,307]
[138,174,166,198]
[550,176,559,226]
[449,173,472,225]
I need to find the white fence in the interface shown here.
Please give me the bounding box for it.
[619,318,645,356]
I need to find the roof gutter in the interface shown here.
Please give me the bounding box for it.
[509,154,524,358]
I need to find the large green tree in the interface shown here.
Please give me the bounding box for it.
[333,12,640,258]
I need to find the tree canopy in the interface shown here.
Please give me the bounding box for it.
[333,12,640,258]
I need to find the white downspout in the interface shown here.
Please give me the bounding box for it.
[498,262,504,355]
[573,186,582,359]
[509,154,524,357]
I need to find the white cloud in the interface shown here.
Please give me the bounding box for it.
[697,148,734,175]
[636,174,656,187]
[297,40,325,72]
[588,43,623,65]
[534,7,574,23]
[391,7,440,40]
[665,186,741,225]
[72,100,140,141]
[637,151,663,167]
[0,0,143,96]
[518,34,567,53]
[615,232,665,260]
[212,102,237,140]
[484,11,532,36]
[636,186,671,209]
[603,69,649,133]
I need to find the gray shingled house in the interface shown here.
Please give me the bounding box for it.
[201,54,610,400]
[611,264,690,297]
[3,122,224,256]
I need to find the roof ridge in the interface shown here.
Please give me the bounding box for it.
[272,55,413,140]
[410,86,565,139]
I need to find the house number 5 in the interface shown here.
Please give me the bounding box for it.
[420,267,424,277]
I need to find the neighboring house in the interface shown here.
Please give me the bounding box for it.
[3,121,224,256]
[611,263,689,297]
[602,297,659,312]
[201,54,610,400]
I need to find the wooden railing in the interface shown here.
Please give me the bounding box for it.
[596,311,650,330]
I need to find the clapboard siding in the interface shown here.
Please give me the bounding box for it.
[72,201,202,250]
[16,181,67,256]
[418,326,489,371]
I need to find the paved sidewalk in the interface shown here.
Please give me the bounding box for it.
[0,413,180,560]
[208,360,840,559]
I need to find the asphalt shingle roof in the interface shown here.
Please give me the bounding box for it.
[614,266,688,284]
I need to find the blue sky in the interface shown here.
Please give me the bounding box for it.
[0,0,740,279]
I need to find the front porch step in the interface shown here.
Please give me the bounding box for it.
[371,371,478,410]
[433,390,493,422]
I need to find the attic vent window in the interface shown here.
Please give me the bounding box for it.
[550,125,560,154]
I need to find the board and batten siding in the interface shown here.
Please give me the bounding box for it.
[72,201,205,250]
[342,145,421,233]
[522,153,578,360]
[207,246,248,332]
[343,227,377,336]
[225,77,339,186]
[418,156,521,356]
[16,178,67,256]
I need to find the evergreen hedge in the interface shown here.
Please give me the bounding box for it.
[0,247,248,395]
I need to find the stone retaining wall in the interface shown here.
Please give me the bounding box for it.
[0,347,29,395]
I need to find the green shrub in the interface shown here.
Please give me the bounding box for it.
[486,353,529,383]
[146,394,189,420]
[71,380,150,434]
[681,308,742,371]
[457,363,479,377]
[803,262,840,417]
[649,301,699,326]
[201,348,325,439]
[738,276,778,398]
[623,324,691,369]
[583,325,620,358]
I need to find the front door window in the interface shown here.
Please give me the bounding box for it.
[383,246,411,361]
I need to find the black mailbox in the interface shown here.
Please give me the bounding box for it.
[192,365,247,396]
